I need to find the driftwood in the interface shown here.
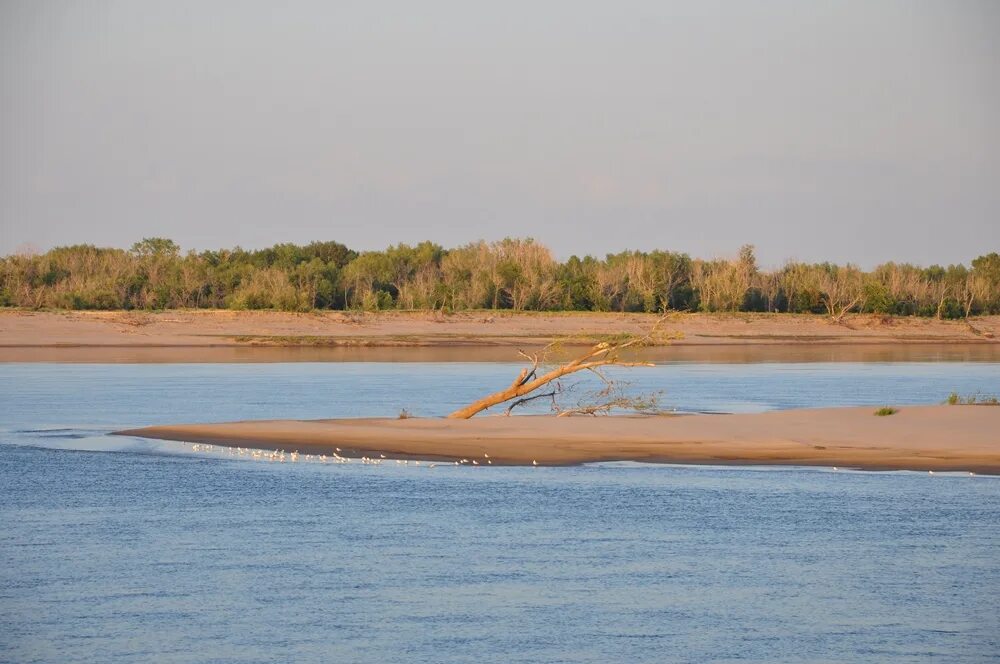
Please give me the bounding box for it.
[556,397,650,417]
[446,320,670,419]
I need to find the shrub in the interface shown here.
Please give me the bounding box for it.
[946,392,1000,406]
[874,407,898,416]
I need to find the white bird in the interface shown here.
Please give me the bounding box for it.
[532,460,538,466]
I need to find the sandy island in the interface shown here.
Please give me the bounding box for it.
[115,405,1000,474]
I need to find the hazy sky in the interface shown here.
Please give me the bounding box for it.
[1,0,998,267]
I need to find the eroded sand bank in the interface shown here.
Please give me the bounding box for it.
[115,405,1000,473]
[2,310,997,362]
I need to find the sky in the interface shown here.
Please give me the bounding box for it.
[1,0,998,268]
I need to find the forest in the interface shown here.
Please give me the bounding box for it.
[1,238,997,319]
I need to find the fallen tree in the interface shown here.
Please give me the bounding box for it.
[447,320,674,419]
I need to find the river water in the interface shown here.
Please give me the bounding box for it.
[2,360,999,662]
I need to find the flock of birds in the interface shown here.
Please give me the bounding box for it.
[180,443,972,475]
[184,442,541,467]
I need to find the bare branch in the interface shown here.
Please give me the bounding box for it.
[504,389,558,416]
[514,350,540,386]
[447,316,669,419]
[555,396,657,418]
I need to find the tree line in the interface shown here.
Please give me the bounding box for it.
[1,238,997,318]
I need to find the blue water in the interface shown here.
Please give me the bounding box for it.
[2,361,1000,428]
[2,362,999,662]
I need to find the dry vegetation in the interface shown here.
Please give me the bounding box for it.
[2,238,998,321]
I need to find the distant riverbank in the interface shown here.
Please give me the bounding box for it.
[1,310,997,362]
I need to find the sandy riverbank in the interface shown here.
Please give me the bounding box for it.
[2,310,997,362]
[114,405,1000,473]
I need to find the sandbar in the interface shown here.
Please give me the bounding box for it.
[114,405,1000,474]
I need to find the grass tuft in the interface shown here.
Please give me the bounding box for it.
[945,392,999,406]
[874,407,898,416]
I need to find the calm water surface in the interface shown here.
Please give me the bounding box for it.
[3,361,1000,424]
[2,361,999,662]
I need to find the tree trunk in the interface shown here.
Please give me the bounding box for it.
[447,327,665,419]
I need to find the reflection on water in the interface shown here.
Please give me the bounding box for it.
[3,342,999,363]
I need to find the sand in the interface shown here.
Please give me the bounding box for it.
[2,310,997,362]
[114,405,1000,474]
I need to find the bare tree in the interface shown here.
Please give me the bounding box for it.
[927,278,951,320]
[590,258,628,311]
[960,274,990,319]
[817,265,865,322]
[755,270,781,313]
[690,246,756,312]
[447,319,672,419]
